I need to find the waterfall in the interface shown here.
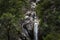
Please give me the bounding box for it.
[21,0,40,40]
[30,0,40,40]
[34,17,39,40]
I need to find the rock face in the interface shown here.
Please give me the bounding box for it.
[19,0,42,40]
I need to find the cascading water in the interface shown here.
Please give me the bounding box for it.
[34,17,39,40]
[30,0,40,40]
[21,0,40,40]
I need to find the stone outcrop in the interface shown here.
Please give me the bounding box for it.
[18,0,42,40]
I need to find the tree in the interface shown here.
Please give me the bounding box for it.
[0,0,29,40]
[36,0,60,40]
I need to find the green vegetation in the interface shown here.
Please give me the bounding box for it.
[0,0,60,40]
[36,0,60,40]
[0,0,25,40]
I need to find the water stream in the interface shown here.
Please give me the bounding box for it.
[30,0,39,40]
[21,0,40,40]
[34,17,39,40]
